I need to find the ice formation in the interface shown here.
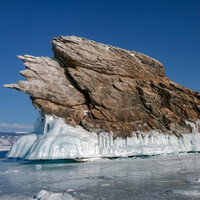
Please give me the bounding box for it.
[187,178,200,184]
[7,112,200,160]
[30,190,75,200]
[171,190,200,197]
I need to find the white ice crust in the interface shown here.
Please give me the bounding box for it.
[7,112,200,160]
[29,190,75,200]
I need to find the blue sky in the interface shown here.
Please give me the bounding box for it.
[0,0,199,132]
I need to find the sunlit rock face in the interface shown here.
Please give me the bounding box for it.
[4,35,200,139]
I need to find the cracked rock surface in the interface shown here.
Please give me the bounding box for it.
[4,36,200,138]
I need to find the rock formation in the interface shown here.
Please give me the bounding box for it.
[4,36,200,138]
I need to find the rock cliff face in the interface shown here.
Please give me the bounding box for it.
[4,36,200,138]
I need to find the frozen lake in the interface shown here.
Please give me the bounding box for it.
[1,152,200,199]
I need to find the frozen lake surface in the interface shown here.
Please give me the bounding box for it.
[1,152,200,199]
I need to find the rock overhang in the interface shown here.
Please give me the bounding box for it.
[4,35,200,138]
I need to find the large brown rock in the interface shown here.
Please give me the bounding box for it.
[4,36,200,138]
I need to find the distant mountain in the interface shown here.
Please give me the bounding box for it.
[0,132,27,151]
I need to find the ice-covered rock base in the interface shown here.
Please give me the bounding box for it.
[7,113,200,160]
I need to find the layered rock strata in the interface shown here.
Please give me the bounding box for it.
[4,36,200,138]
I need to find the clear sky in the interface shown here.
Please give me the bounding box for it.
[0,0,199,132]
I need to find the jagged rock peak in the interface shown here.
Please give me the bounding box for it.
[4,35,200,138]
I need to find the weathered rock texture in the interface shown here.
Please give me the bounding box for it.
[4,36,200,138]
